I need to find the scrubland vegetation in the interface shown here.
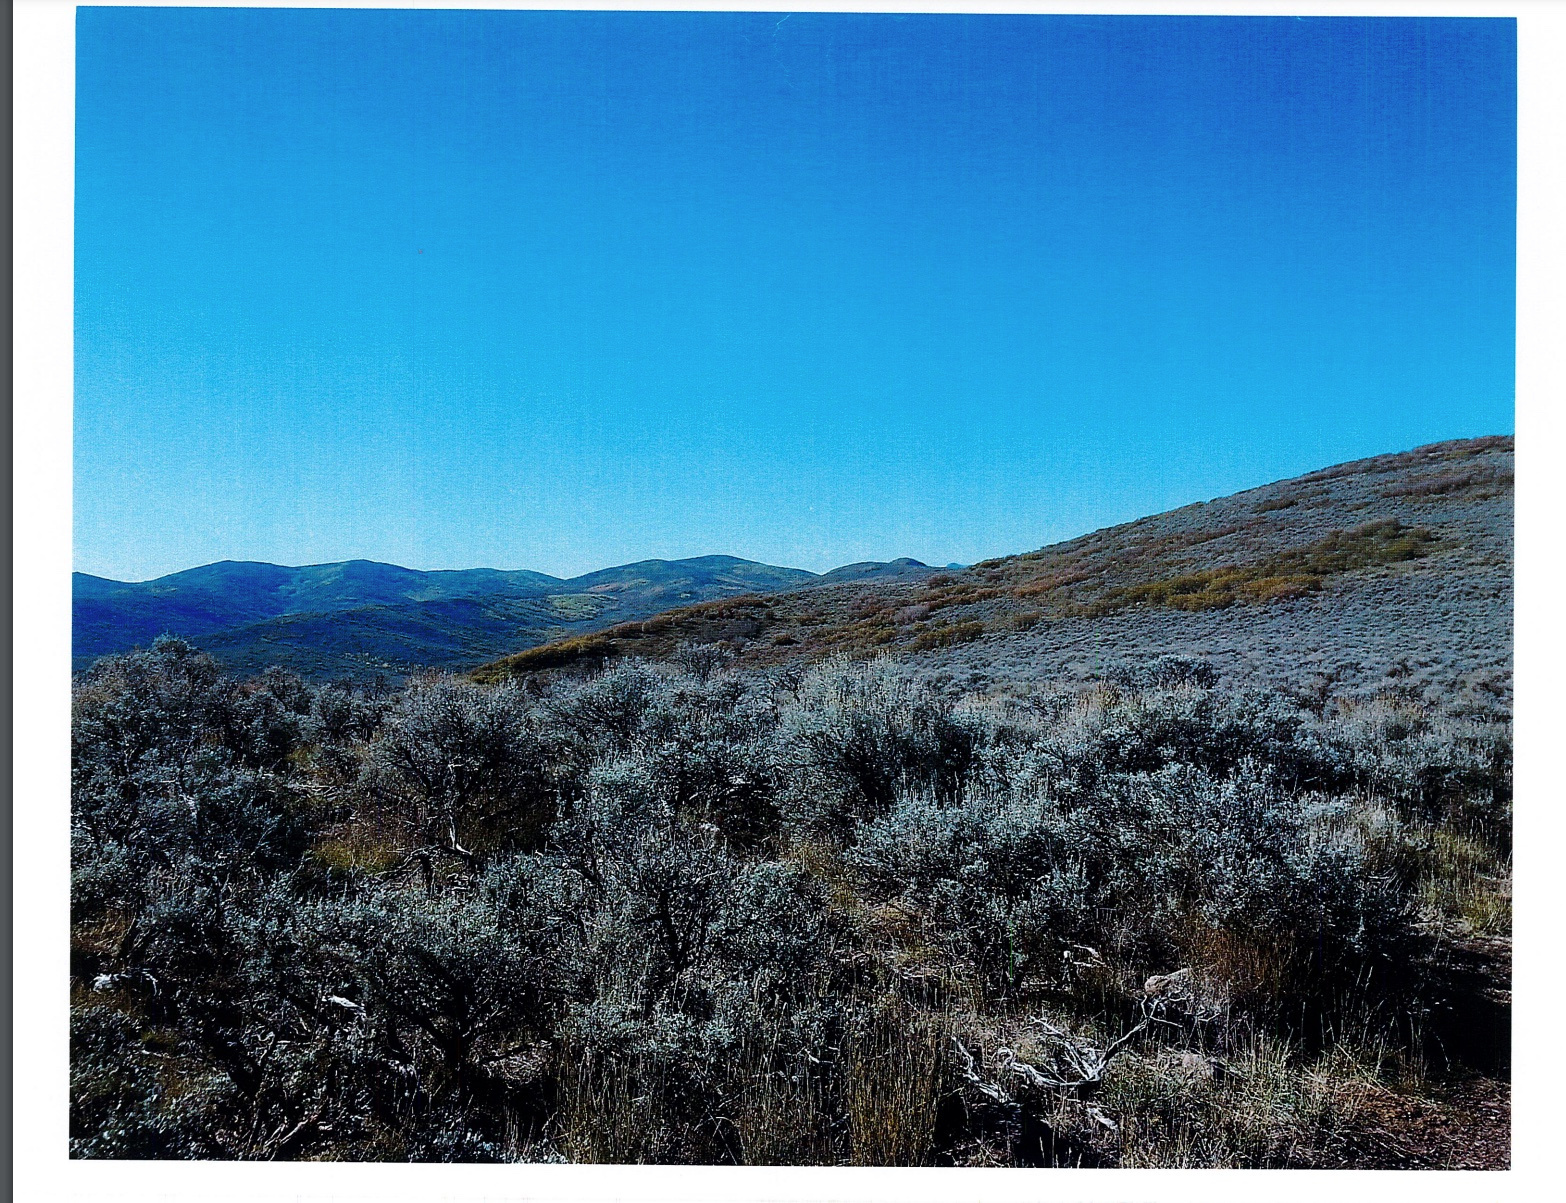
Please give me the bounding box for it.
[71,637,1511,1165]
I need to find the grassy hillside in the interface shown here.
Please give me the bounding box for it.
[476,436,1512,709]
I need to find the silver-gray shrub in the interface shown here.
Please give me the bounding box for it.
[540,660,667,762]
[998,682,1351,793]
[71,1004,190,1158]
[546,756,725,999]
[540,754,843,1161]
[776,656,985,837]
[636,673,782,845]
[367,677,551,858]
[69,644,1506,1163]
[1318,695,1511,837]
[309,683,389,743]
[71,640,314,924]
[537,663,782,842]
[851,762,1408,1000]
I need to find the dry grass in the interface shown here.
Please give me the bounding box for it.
[308,822,405,876]
[842,997,950,1166]
[726,1015,832,1165]
[1381,467,1512,500]
[1412,828,1512,936]
[1179,924,1299,1011]
[1097,1032,1378,1168]
[555,1029,715,1164]
[556,1040,653,1164]
[475,632,619,681]
[1346,795,1512,938]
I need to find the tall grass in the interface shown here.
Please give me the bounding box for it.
[842,996,950,1166]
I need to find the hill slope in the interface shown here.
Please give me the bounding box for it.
[476,436,1513,710]
[73,554,936,680]
[71,560,566,663]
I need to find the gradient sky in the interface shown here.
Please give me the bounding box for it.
[75,9,1515,583]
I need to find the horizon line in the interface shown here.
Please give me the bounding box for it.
[72,433,1511,586]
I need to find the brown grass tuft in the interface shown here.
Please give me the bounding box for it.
[842,997,950,1166]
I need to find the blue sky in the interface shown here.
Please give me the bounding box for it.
[75,10,1515,582]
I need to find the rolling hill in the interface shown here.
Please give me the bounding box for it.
[475,436,1513,711]
[78,436,1512,700]
[72,553,937,680]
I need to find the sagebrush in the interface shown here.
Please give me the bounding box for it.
[70,641,1510,1164]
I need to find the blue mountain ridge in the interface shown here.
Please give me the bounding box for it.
[73,554,935,680]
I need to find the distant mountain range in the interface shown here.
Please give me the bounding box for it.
[72,554,938,680]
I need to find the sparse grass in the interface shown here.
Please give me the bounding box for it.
[1253,487,1329,515]
[474,632,619,681]
[1382,467,1513,500]
[1411,827,1512,936]
[1012,571,1091,598]
[557,1036,662,1164]
[1179,924,1298,1011]
[1097,1033,1379,1168]
[727,1017,831,1165]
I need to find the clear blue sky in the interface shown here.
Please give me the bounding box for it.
[75,10,1515,582]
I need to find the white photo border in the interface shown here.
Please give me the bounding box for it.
[14,2,1562,1200]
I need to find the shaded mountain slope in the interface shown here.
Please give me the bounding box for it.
[73,553,935,680]
[476,436,1512,709]
[815,557,937,585]
[72,559,564,663]
[195,595,611,682]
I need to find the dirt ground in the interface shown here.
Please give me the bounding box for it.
[1332,1075,1509,1169]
